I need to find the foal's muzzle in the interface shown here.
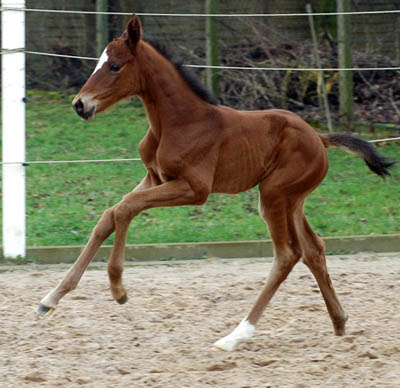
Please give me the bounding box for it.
[72,97,96,120]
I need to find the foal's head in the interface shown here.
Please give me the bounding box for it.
[72,15,143,120]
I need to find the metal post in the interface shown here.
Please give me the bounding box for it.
[1,0,26,258]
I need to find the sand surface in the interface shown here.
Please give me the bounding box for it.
[0,253,399,387]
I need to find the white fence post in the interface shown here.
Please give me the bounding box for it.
[1,0,26,258]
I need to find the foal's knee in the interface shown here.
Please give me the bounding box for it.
[114,201,139,225]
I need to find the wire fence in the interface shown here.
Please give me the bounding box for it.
[2,6,400,17]
[1,5,399,254]
[1,135,399,167]
[2,49,400,72]
[1,6,400,74]
[1,5,399,170]
[3,4,399,114]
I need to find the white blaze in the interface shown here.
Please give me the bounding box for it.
[92,47,109,74]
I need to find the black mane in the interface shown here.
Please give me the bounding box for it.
[144,37,219,105]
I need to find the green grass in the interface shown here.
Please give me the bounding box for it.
[1,90,399,247]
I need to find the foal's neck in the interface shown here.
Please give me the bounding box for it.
[137,42,212,136]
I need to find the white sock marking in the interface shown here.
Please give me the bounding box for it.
[92,47,109,74]
[214,318,255,351]
[40,287,59,308]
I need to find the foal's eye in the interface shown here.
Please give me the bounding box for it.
[110,65,121,72]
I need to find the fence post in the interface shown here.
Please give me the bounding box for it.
[205,0,220,98]
[306,3,333,132]
[337,0,354,129]
[96,0,108,55]
[1,0,26,258]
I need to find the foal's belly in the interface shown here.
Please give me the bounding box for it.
[211,144,268,194]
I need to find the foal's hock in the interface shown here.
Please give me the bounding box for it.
[38,15,394,351]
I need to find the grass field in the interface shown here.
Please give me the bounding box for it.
[1,91,399,247]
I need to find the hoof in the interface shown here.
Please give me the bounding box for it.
[116,293,128,305]
[334,313,348,336]
[37,304,56,317]
[334,325,346,336]
[213,337,237,352]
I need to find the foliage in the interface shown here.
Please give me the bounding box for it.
[0,91,399,247]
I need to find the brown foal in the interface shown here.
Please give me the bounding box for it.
[38,15,394,351]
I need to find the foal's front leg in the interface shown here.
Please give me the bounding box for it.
[37,174,152,316]
[106,178,206,304]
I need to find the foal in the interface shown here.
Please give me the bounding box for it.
[38,15,394,351]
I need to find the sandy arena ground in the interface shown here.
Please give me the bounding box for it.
[0,253,399,387]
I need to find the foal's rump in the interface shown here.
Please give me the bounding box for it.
[266,108,395,179]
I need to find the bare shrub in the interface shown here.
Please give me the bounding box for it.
[183,20,400,125]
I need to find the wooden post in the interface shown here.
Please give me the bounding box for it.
[306,3,333,132]
[205,0,220,98]
[396,12,400,64]
[96,0,108,56]
[337,0,353,129]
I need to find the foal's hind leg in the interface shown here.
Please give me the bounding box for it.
[295,208,347,335]
[214,195,302,351]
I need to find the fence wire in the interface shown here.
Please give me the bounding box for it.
[2,7,400,17]
[0,4,399,169]
[1,137,399,167]
[0,49,399,72]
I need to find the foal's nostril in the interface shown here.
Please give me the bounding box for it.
[74,99,84,115]
[73,97,96,120]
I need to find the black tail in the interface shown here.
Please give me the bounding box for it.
[321,133,396,178]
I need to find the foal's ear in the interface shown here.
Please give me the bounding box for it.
[126,14,142,52]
